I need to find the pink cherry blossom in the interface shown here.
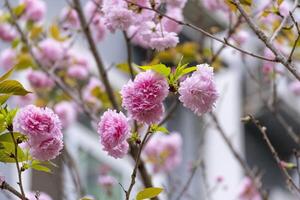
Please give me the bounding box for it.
[238,177,262,200]
[13,93,36,107]
[98,109,130,150]
[289,81,300,96]
[60,7,80,29]
[161,7,183,33]
[102,0,135,32]
[0,48,16,70]
[178,64,218,116]
[22,0,46,22]
[103,140,129,159]
[29,136,63,161]
[27,70,54,89]
[163,0,187,8]
[144,132,182,173]
[121,70,169,124]
[35,38,64,67]
[0,23,17,42]
[67,65,89,80]
[27,191,53,200]
[54,101,77,129]
[201,0,229,12]
[98,175,117,188]
[14,105,62,139]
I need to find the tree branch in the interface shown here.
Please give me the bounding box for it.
[1,181,28,200]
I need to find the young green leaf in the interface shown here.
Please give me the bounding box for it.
[0,67,15,82]
[0,80,31,96]
[0,94,12,105]
[0,141,26,163]
[139,64,171,77]
[136,187,163,200]
[31,164,52,173]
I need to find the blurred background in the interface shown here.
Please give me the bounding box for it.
[1,0,300,200]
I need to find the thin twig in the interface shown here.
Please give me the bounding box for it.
[288,12,300,63]
[123,31,135,80]
[269,0,298,42]
[232,0,300,81]
[1,181,28,200]
[247,115,300,194]
[8,126,26,200]
[72,0,119,110]
[125,0,276,63]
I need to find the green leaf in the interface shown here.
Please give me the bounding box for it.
[181,66,197,76]
[0,67,15,82]
[116,63,138,75]
[150,124,169,134]
[0,94,12,105]
[15,53,34,70]
[0,80,31,96]
[11,38,20,49]
[50,23,68,42]
[13,3,26,17]
[0,141,26,163]
[0,132,25,143]
[136,187,163,200]
[240,0,252,6]
[139,64,171,77]
[31,164,51,173]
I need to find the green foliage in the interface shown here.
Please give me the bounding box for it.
[15,53,35,70]
[30,160,52,173]
[0,141,26,163]
[136,187,163,200]
[13,3,26,17]
[0,80,31,96]
[139,64,171,77]
[150,124,169,134]
[116,63,138,75]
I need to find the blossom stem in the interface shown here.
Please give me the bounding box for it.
[8,126,26,200]
[1,181,28,200]
[123,31,135,80]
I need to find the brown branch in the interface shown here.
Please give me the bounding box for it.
[123,31,135,80]
[126,132,156,200]
[288,12,300,63]
[125,0,276,63]
[72,0,119,110]
[232,0,300,81]
[247,115,300,194]
[1,182,28,200]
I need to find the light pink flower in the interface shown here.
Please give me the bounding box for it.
[0,48,16,70]
[35,38,64,66]
[14,105,63,161]
[161,7,183,33]
[289,81,300,96]
[14,105,62,139]
[121,70,169,124]
[178,64,218,116]
[27,70,54,89]
[238,177,262,200]
[90,15,107,42]
[29,136,63,161]
[98,175,117,188]
[202,0,229,12]
[67,65,89,80]
[102,0,135,32]
[144,132,182,173]
[22,0,46,22]
[0,23,17,42]
[60,7,80,29]
[104,140,129,158]
[54,101,77,129]
[27,191,53,200]
[232,30,249,45]
[98,110,130,151]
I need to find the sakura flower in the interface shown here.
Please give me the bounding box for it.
[161,7,183,33]
[12,93,36,107]
[35,38,64,66]
[67,65,89,80]
[54,101,77,129]
[178,64,218,116]
[144,132,182,173]
[0,23,17,42]
[27,70,54,89]
[201,0,229,12]
[60,7,80,29]
[14,105,62,139]
[83,77,105,108]
[98,175,117,188]
[98,110,130,151]
[238,177,262,200]
[0,48,16,70]
[22,0,46,22]
[121,70,169,124]
[104,140,129,159]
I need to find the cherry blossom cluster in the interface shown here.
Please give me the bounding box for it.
[14,105,63,161]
